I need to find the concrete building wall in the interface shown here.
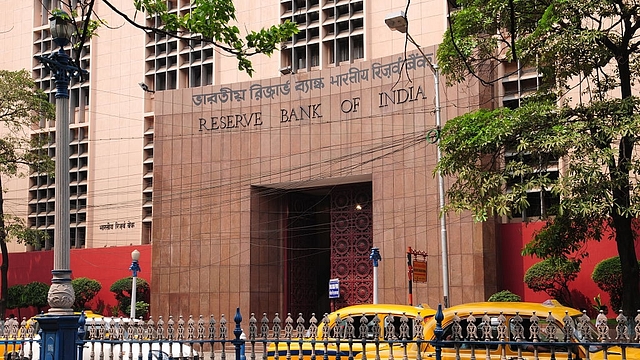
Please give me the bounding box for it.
[151,46,498,317]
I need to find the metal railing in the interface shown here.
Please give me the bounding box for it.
[5,305,640,360]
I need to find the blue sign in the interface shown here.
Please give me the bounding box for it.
[329,278,340,299]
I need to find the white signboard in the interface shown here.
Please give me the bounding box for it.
[329,278,340,299]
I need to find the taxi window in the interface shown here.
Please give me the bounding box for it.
[508,318,574,353]
[441,316,499,350]
[332,315,415,340]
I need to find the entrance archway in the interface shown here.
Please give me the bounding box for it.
[285,183,372,316]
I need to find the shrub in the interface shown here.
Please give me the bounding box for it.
[24,281,49,312]
[72,277,102,311]
[488,290,521,302]
[524,258,579,307]
[109,277,150,317]
[7,284,27,317]
[591,257,640,313]
[134,301,150,319]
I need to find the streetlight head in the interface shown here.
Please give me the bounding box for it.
[50,10,74,47]
[385,11,408,34]
[131,249,141,261]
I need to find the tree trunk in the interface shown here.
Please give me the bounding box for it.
[0,176,8,319]
[612,54,640,316]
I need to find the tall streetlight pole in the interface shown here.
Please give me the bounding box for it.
[36,10,80,316]
[130,249,141,319]
[35,11,85,360]
[385,11,450,308]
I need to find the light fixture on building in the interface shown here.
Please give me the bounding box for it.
[355,204,363,211]
[279,65,292,75]
[139,82,155,93]
[385,11,408,34]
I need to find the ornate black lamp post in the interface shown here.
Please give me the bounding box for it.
[35,10,79,316]
[35,11,85,360]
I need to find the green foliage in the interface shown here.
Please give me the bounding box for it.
[0,69,55,318]
[109,277,150,316]
[436,0,640,314]
[524,258,579,307]
[129,0,298,76]
[72,277,102,311]
[0,69,55,176]
[487,290,521,302]
[591,257,639,312]
[23,281,49,311]
[132,301,150,319]
[7,285,27,310]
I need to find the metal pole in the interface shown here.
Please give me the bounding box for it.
[129,251,141,319]
[35,13,82,360]
[433,65,450,308]
[37,22,75,316]
[130,276,137,319]
[407,247,413,306]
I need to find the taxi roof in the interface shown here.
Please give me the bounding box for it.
[330,303,436,318]
[444,300,583,318]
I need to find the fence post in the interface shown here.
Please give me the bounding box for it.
[76,312,86,360]
[433,304,444,360]
[233,308,246,360]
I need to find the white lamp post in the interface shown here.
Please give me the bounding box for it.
[129,249,141,319]
[385,11,450,308]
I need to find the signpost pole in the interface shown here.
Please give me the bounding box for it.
[407,248,428,306]
[407,247,413,306]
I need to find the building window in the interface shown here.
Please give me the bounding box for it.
[281,0,365,72]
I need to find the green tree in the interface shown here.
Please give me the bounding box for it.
[0,70,55,318]
[436,0,640,315]
[7,284,28,318]
[524,258,579,307]
[72,277,102,311]
[24,281,49,313]
[49,0,298,77]
[109,277,150,317]
[591,257,640,313]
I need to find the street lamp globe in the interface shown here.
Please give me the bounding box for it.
[49,11,73,47]
[131,249,141,262]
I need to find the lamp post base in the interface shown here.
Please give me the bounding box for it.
[37,313,80,360]
[47,269,75,315]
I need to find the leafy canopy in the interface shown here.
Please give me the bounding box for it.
[95,0,299,76]
[436,0,640,313]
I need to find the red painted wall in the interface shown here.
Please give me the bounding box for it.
[3,223,633,319]
[499,222,633,316]
[5,245,151,319]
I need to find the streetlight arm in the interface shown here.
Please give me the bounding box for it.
[406,33,439,76]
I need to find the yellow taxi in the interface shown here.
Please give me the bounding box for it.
[416,301,640,360]
[266,303,435,360]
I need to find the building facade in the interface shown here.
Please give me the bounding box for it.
[0,0,516,317]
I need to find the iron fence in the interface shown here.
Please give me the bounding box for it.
[3,305,640,360]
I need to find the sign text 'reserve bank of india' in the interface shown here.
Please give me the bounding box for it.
[193,53,434,132]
